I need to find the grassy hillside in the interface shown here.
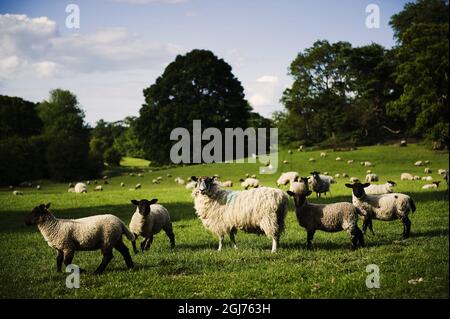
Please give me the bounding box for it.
[0,143,448,298]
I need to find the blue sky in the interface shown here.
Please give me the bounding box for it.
[0,0,409,125]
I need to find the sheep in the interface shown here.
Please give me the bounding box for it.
[323,172,329,175]
[166,173,172,177]
[424,160,431,165]
[438,169,447,176]
[422,182,440,190]
[157,176,163,181]
[103,175,108,180]
[342,173,349,178]
[289,177,310,195]
[251,174,257,179]
[345,182,416,239]
[74,182,87,194]
[283,160,289,164]
[174,177,186,185]
[362,161,373,167]
[414,161,423,166]
[347,160,354,164]
[400,140,407,147]
[349,177,360,183]
[12,190,23,195]
[152,179,159,184]
[309,171,331,198]
[86,180,91,185]
[36,185,41,190]
[94,185,103,191]
[401,173,414,181]
[365,173,379,182]
[422,176,433,181]
[190,176,288,252]
[366,170,372,174]
[320,152,327,157]
[413,176,421,180]
[276,172,299,186]
[335,173,341,179]
[129,199,175,253]
[24,203,134,274]
[365,181,396,195]
[219,180,233,187]
[336,157,342,161]
[185,181,197,190]
[129,173,135,177]
[245,173,250,178]
[135,183,142,190]
[309,158,316,162]
[287,190,364,250]
[424,167,432,174]
[120,182,125,187]
[138,173,143,177]
[240,178,260,189]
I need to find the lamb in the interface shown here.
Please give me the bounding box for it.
[345,183,416,239]
[276,172,299,186]
[335,173,341,179]
[309,171,331,198]
[36,185,41,190]
[94,185,103,191]
[364,181,396,195]
[283,160,289,164]
[422,181,440,190]
[240,178,260,189]
[152,179,159,184]
[401,173,414,181]
[24,203,134,274]
[365,173,379,182]
[289,177,310,195]
[424,167,432,174]
[137,173,143,177]
[129,199,175,253]
[287,190,364,250]
[74,182,87,194]
[191,176,288,252]
[414,161,423,166]
[120,182,125,187]
[219,180,233,187]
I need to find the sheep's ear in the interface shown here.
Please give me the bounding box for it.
[362,183,371,188]
[45,203,51,209]
[293,176,299,182]
[190,176,198,182]
[149,198,158,205]
[287,191,294,197]
[239,178,244,182]
[306,190,312,197]
[345,184,354,189]
[131,200,139,206]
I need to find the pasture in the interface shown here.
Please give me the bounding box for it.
[0,143,448,298]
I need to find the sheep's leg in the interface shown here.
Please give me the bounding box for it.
[163,225,176,248]
[356,226,365,247]
[131,234,139,254]
[350,227,364,250]
[363,217,375,235]
[114,241,134,269]
[230,228,238,249]
[140,238,148,252]
[271,235,280,253]
[63,250,74,267]
[217,235,224,251]
[368,218,375,235]
[94,249,113,274]
[402,216,411,239]
[306,230,315,250]
[144,235,154,251]
[56,250,64,272]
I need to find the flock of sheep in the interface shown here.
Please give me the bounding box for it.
[21,154,449,274]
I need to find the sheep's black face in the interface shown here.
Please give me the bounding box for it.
[131,199,158,216]
[345,183,370,198]
[287,190,311,207]
[310,171,320,180]
[25,203,50,225]
[196,176,215,195]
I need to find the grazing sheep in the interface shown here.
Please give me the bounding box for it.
[400,140,407,147]
[309,171,331,198]
[135,183,142,190]
[309,158,316,162]
[174,177,186,185]
[346,183,416,239]
[251,174,257,179]
[424,167,432,174]
[323,172,329,176]
[138,173,143,177]
[287,190,364,250]
[335,173,341,179]
[36,185,41,190]
[422,182,440,190]
[86,181,91,185]
[283,160,289,164]
[342,173,349,178]
[422,176,433,181]
[185,181,197,190]
[424,160,431,165]
[347,160,354,164]
[289,177,310,195]
[103,175,108,180]
[166,173,172,177]
[320,152,327,157]
[276,172,299,186]
[240,178,260,189]
[74,183,87,194]
[349,177,360,183]
[336,157,342,161]
[413,176,421,180]
[245,173,250,178]
[120,182,125,187]
[129,199,175,253]
[362,161,373,167]
[365,181,396,195]
[191,176,288,252]
[152,179,159,184]
[365,173,379,182]
[414,161,423,166]
[219,180,233,187]
[157,176,163,181]
[438,169,447,176]
[12,190,23,195]
[401,173,414,181]
[24,203,134,274]
[94,185,103,191]
[129,173,135,177]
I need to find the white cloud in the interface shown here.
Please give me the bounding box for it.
[256,75,278,83]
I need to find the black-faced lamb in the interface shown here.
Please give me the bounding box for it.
[287,190,364,250]
[345,183,416,239]
[24,203,134,274]
[191,176,288,252]
[129,199,175,253]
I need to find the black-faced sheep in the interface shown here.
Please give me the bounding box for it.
[309,171,331,198]
[191,176,288,252]
[287,190,364,250]
[24,203,134,274]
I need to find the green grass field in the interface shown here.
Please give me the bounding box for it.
[0,144,448,298]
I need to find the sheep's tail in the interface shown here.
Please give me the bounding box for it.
[122,223,135,242]
[408,197,416,213]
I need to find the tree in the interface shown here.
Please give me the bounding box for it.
[137,49,252,164]
[0,95,43,139]
[104,147,122,166]
[388,0,449,148]
[113,116,145,158]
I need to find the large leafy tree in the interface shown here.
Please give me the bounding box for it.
[388,0,449,148]
[137,49,252,164]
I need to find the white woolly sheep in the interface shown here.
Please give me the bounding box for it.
[166,173,172,177]
[336,157,342,161]
[240,178,260,189]
[438,169,447,176]
[94,185,103,191]
[121,182,125,187]
[413,176,421,180]
[323,172,329,176]
[424,167,432,174]
[309,158,316,162]
[424,160,431,165]
[349,177,360,183]
[251,174,257,178]
[276,172,299,186]
[346,183,416,239]
[287,190,364,250]
[191,176,288,252]
[401,173,414,181]
[103,175,108,180]
[157,176,163,181]
[135,183,142,189]
[335,173,341,179]
[347,160,353,164]
[414,161,423,166]
[152,179,159,184]
[422,182,440,190]
[74,182,87,194]
[36,185,41,190]
[422,176,433,181]
[366,170,372,174]
[365,173,379,182]
[364,181,396,195]
[342,173,349,178]
[320,152,327,157]
[138,173,143,177]
[129,199,175,253]
[24,203,134,274]
[13,190,23,195]
[309,171,331,198]
[86,181,91,185]
[174,177,186,185]
[219,180,233,187]
[362,161,373,167]
[283,160,289,164]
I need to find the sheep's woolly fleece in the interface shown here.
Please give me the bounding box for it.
[129,204,172,238]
